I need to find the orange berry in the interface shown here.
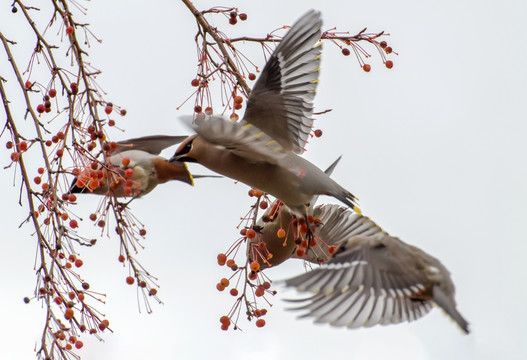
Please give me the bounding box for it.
[234,96,243,104]
[255,287,265,297]
[77,293,85,301]
[314,129,323,137]
[74,259,83,267]
[230,288,238,296]
[250,261,260,272]
[125,168,134,178]
[217,253,227,266]
[126,276,135,285]
[66,26,74,35]
[220,278,230,287]
[255,319,266,328]
[65,344,72,350]
[220,323,229,330]
[121,157,130,166]
[216,283,225,291]
[10,152,20,162]
[64,308,74,320]
[99,319,109,331]
[277,228,286,238]
[363,64,371,72]
[75,340,83,349]
[248,271,257,280]
[385,60,394,69]
[226,259,235,267]
[54,296,63,305]
[65,262,72,269]
[220,315,230,325]
[191,78,200,87]
[149,288,157,296]
[246,229,256,239]
[385,46,393,54]
[230,113,239,121]
[328,245,337,255]
[61,213,69,221]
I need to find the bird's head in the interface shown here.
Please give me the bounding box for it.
[170,135,198,163]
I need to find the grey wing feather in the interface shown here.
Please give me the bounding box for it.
[285,235,433,328]
[192,115,287,164]
[115,135,188,155]
[243,10,322,154]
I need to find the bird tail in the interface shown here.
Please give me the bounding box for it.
[433,287,470,334]
[331,189,361,215]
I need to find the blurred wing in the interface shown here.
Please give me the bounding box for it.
[285,235,433,328]
[115,135,188,155]
[192,115,287,164]
[242,10,322,154]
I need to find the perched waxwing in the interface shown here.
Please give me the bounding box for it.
[283,219,470,334]
[71,135,202,198]
[171,10,359,219]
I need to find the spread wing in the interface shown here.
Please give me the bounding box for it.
[242,10,322,154]
[285,234,433,328]
[115,135,188,155]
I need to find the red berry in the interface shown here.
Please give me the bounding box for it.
[259,201,268,210]
[74,259,83,267]
[118,255,125,262]
[125,168,134,177]
[6,141,13,149]
[229,17,237,25]
[120,109,127,116]
[126,276,135,285]
[121,157,130,166]
[75,340,83,349]
[314,129,323,137]
[277,228,286,238]
[250,261,260,272]
[18,141,28,151]
[342,48,350,56]
[230,288,238,296]
[380,41,388,48]
[37,104,45,113]
[69,220,78,229]
[296,247,305,257]
[205,106,213,115]
[34,177,41,185]
[248,73,256,81]
[10,152,20,162]
[362,64,371,72]
[49,89,57,98]
[139,229,147,236]
[246,229,256,239]
[328,245,337,255]
[239,13,247,21]
[64,308,74,320]
[191,79,200,87]
[66,26,74,35]
[194,105,202,113]
[220,278,230,287]
[104,105,112,114]
[56,149,63,157]
[255,319,266,328]
[234,96,243,105]
[385,46,393,54]
[217,253,227,266]
[385,60,394,69]
[25,81,32,89]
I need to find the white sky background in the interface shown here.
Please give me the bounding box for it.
[1,0,526,359]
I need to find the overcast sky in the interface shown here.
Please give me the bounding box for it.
[1,0,526,359]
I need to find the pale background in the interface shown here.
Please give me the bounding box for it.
[1,0,526,359]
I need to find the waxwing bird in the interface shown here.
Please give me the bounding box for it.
[171,10,359,218]
[71,135,200,198]
[283,227,470,334]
